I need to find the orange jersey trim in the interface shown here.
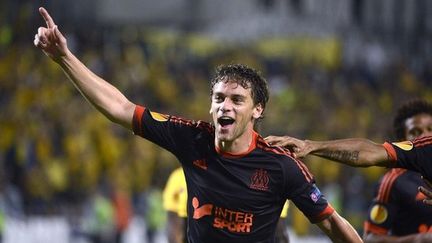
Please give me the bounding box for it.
[414,136,432,148]
[383,142,397,161]
[256,137,314,183]
[376,169,405,203]
[133,105,146,135]
[170,116,213,133]
[311,204,334,223]
[133,105,214,136]
[215,131,258,158]
[363,221,389,235]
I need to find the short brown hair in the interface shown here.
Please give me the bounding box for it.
[210,64,269,118]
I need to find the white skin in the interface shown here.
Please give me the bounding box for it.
[210,81,263,153]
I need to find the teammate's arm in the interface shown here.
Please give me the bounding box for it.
[316,211,363,243]
[363,232,432,243]
[265,136,390,167]
[34,7,135,129]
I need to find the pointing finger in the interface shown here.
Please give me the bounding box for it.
[39,7,56,29]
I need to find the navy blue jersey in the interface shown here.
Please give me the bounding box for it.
[132,106,334,243]
[384,136,432,181]
[364,169,432,236]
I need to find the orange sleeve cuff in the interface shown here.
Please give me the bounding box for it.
[382,142,397,161]
[311,204,335,224]
[132,105,146,136]
[363,221,389,235]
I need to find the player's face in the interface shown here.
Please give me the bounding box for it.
[404,113,432,140]
[210,80,263,143]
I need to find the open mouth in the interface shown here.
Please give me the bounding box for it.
[217,116,235,127]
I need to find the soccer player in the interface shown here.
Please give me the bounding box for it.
[265,100,432,207]
[34,7,361,242]
[360,100,432,241]
[163,167,188,243]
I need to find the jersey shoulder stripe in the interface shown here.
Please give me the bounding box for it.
[413,136,432,148]
[170,116,214,133]
[256,137,292,156]
[256,138,313,183]
[376,169,406,203]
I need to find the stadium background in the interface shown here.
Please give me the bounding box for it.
[0,0,431,242]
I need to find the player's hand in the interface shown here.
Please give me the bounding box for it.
[265,135,310,158]
[34,7,68,62]
[419,177,432,205]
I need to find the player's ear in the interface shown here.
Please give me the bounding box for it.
[252,103,263,119]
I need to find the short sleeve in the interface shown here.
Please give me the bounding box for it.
[282,157,334,223]
[383,138,432,181]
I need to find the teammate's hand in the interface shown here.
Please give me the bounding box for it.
[265,135,309,158]
[34,7,68,62]
[419,177,432,205]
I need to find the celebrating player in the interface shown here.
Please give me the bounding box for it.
[34,7,361,242]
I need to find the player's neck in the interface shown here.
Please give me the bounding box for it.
[216,129,257,155]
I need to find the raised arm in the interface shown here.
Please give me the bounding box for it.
[265,136,391,167]
[34,7,135,129]
[316,211,363,243]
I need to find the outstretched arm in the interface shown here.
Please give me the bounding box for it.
[34,7,135,129]
[317,211,363,243]
[265,136,391,167]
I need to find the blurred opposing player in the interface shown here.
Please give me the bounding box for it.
[276,202,290,243]
[163,167,188,243]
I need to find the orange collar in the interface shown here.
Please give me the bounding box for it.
[215,131,258,158]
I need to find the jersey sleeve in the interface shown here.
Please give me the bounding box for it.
[383,136,432,181]
[363,170,403,236]
[132,105,210,157]
[282,157,334,224]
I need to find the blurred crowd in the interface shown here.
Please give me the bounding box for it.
[1,1,432,242]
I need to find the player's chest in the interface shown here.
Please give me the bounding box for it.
[183,152,284,199]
